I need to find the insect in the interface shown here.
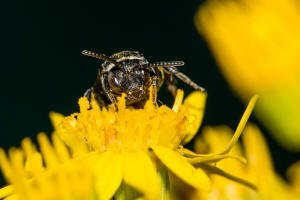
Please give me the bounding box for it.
[82,50,205,110]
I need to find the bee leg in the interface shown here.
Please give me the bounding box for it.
[163,66,206,93]
[152,76,158,107]
[165,73,178,97]
[83,87,93,102]
[105,90,118,111]
[157,99,164,106]
[101,73,118,111]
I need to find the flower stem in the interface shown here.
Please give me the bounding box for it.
[158,164,171,200]
[114,182,140,200]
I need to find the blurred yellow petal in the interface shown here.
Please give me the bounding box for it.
[287,161,300,196]
[243,124,274,173]
[199,163,257,190]
[6,148,30,199]
[187,94,258,156]
[191,123,300,200]
[1,133,97,200]
[4,194,17,200]
[195,126,241,155]
[37,133,60,168]
[195,0,300,151]
[0,186,13,199]
[49,111,76,148]
[256,88,300,150]
[191,125,255,200]
[92,152,123,200]
[181,91,207,144]
[122,151,160,200]
[198,126,247,175]
[51,133,70,162]
[242,124,298,200]
[49,111,64,131]
[152,145,210,191]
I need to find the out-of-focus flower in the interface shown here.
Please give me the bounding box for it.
[195,0,300,151]
[192,124,300,200]
[0,90,258,200]
[287,161,300,197]
[0,134,96,200]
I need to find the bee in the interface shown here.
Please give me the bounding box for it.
[82,50,205,110]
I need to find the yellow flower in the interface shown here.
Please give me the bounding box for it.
[287,161,300,197]
[0,134,96,200]
[195,0,300,151]
[192,124,300,200]
[52,90,211,199]
[0,89,258,200]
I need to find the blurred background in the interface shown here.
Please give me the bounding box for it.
[1,0,299,187]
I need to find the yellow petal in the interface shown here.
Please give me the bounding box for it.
[172,89,184,113]
[241,124,298,199]
[178,147,246,165]
[220,95,258,155]
[181,91,207,144]
[3,194,17,200]
[21,138,44,174]
[0,149,13,186]
[49,111,64,131]
[199,163,257,190]
[49,111,74,147]
[187,154,246,165]
[122,151,160,199]
[92,152,123,200]
[37,133,59,168]
[152,146,210,191]
[50,112,86,152]
[242,124,274,174]
[6,148,29,199]
[0,186,13,199]
[287,161,300,196]
[51,134,70,162]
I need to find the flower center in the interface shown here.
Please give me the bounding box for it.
[60,91,190,152]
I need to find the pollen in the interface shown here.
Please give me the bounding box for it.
[58,89,201,152]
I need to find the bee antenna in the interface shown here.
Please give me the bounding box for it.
[82,50,120,66]
[143,61,206,93]
[142,61,185,68]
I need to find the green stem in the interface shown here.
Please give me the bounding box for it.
[114,165,171,200]
[114,182,140,200]
[158,164,171,200]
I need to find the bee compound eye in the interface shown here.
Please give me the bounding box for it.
[108,71,122,93]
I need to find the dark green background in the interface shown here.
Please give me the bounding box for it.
[1,0,299,186]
